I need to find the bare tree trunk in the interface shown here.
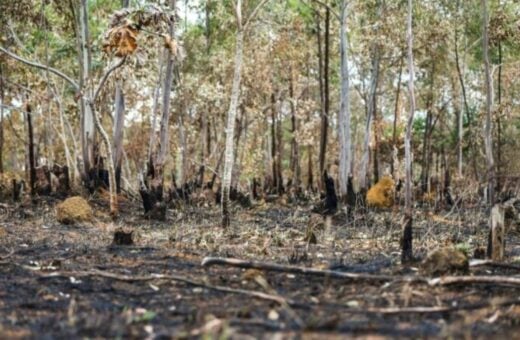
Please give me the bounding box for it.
[402,0,416,263]
[420,62,435,194]
[359,44,380,191]
[289,70,300,190]
[270,92,278,192]
[112,0,129,193]
[391,55,404,178]
[222,29,244,227]
[0,63,4,174]
[482,0,495,205]
[276,99,284,193]
[75,0,96,180]
[338,0,351,200]
[496,40,502,190]
[113,82,125,193]
[147,51,165,168]
[221,0,269,227]
[454,0,477,179]
[318,8,330,188]
[142,0,176,220]
[178,106,186,187]
[26,105,36,198]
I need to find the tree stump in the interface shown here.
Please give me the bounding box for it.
[487,204,505,261]
[35,166,51,196]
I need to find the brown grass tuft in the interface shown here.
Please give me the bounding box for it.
[56,196,93,225]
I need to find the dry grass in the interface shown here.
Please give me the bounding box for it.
[55,196,93,224]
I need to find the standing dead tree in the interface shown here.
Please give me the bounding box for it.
[402,0,416,263]
[482,0,495,205]
[221,0,270,227]
[100,4,178,219]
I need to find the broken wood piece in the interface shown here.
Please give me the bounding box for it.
[429,275,520,287]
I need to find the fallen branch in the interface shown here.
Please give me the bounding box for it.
[470,259,520,271]
[429,275,520,287]
[36,268,520,317]
[39,269,289,305]
[201,257,421,283]
[364,297,520,314]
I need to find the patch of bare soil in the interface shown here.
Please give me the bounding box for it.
[1,197,520,339]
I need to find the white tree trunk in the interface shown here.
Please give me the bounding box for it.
[482,0,495,205]
[338,0,351,198]
[402,0,416,262]
[112,81,125,190]
[221,30,244,227]
[359,47,380,191]
[78,0,95,176]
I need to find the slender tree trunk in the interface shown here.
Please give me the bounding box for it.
[270,92,278,192]
[391,55,404,178]
[112,0,129,193]
[26,105,36,198]
[113,82,125,193]
[420,62,435,194]
[359,44,381,191]
[147,51,164,168]
[402,0,416,263]
[178,106,186,187]
[454,0,477,179]
[452,74,463,178]
[338,0,351,200]
[0,64,4,174]
[276,100,284,193]
[155,1,176,191]
[318,8,330,187]
[140,0,176,219]
[496,41,502,190]
[289,70,300,190]
[76,0,96,180]
[482,0,495,205]
[221,29,244,227]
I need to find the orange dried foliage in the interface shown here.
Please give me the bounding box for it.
[104,25,139,57]
[366,176,395,208]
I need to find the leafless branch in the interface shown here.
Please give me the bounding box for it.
[310,0,341,21]
[92,57,127,103]
[243,0,271,31]
[0,46,79,90]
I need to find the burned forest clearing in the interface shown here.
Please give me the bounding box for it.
[2,0,520,338]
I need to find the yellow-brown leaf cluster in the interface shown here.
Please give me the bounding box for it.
[366,176,395,208]
[103,25,139,57]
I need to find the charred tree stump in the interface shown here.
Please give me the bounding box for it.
[312,171,338,216]
[12,179,22,202]
[401,214,413,263]
[113,228,134,246]
[35,166,52,196]
[52,165,70,195]
[140,165,166,221]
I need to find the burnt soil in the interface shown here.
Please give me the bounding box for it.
[1,196,520,339]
